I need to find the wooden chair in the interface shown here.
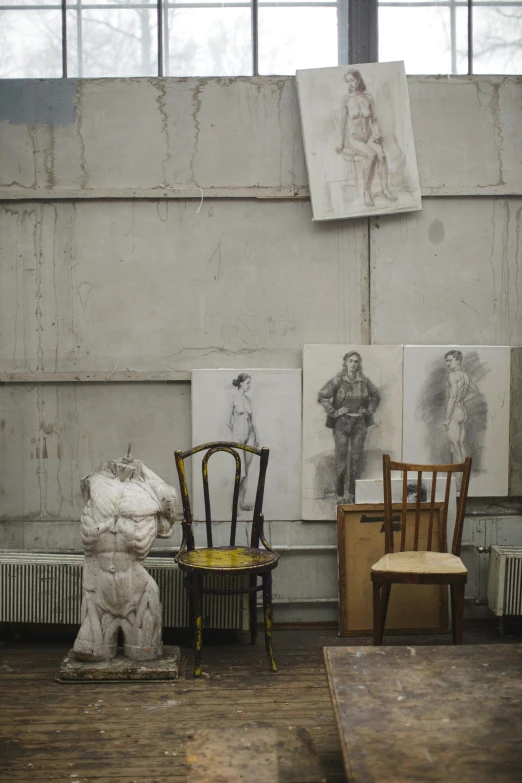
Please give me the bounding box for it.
[371,454,472,645]
[174,441,279,677]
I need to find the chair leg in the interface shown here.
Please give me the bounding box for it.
[380,583,392,641]
[192,572,203,677]
[450,584,456,644]
[262,572,277,672]
[451,584,465,645]
[187,575,194,637]
[249,574,258,645]
[373,581,383,646]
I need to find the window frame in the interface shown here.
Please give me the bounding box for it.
[0,0,520,77]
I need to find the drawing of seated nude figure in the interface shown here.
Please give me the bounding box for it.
[444,350,478,464]
[336,68,397,208]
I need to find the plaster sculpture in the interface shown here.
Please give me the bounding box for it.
[73,450,178,662]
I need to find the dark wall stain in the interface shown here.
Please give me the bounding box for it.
[428,219,445,244]
[0,80,77,125]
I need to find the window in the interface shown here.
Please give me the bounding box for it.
[379,1,522,74]
[0,0,520,77]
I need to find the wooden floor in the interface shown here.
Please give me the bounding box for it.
[0,624,520,783]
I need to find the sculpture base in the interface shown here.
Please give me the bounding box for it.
[58,646,181,682]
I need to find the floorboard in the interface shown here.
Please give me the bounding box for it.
[0,624,519,782]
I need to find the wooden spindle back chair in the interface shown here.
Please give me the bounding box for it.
[372,454,472,645]
[174,441,279,677]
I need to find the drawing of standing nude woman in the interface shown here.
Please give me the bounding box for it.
[444,350,479,464]
[227,373,259,511]
[336,68,397,208]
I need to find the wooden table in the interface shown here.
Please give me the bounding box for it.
[324,644,522,783]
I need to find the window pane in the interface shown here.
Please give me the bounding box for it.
[379,4,468,74]
[67,8,158,76]
[0,1,60,6]
[167,0,247,4]
[472,4,522,74]
[66,0,156,5]
[0,10,62,78]
[259,7,338,75]
[166,8,251,76]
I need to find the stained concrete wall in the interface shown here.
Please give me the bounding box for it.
[1,76,520,198]
[1,76,521,623]
[0,200,368,374]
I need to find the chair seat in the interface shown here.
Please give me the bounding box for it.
[178,545,278,572]
[372,550,467,575]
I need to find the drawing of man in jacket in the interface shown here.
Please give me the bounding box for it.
[318,351,380,502]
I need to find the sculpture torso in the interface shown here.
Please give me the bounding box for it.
[73,457,178,662]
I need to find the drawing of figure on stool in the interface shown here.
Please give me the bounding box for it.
[335,69,397,208]
[73,448,178,662]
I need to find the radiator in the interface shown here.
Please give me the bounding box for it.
[487,545,522,617]
[0,551,248,630]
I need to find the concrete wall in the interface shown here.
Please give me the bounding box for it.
[1,76,521,624]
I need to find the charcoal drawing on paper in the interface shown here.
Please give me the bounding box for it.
[296,61,422,221]
[192,369,302,521]
[403,346,510,496]
[302,345,403,520]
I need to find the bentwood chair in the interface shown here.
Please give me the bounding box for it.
[371,454,472,645]
[174,442,279,677]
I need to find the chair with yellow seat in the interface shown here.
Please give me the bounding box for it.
[371,454,472,646]
[174,441,279,677]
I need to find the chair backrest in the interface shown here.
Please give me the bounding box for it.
[174,441,269,551]
[382,454,472,557]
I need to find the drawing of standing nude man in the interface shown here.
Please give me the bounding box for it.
[444,350,478,463]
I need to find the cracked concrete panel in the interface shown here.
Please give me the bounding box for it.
[0,385,43,521]
[499,79,522,194]
[73,80,170,189]
[0,77,308,196]
[409,76,522,195]
[0,200,368,373]
[0,382,190,528]
[0,205,43,372]
[0,124,37,189]
[153,79,204,187]
[370,197,522,346]
[34,121,86,193]
[192,78,306,190]
[0,203,87,373]
[0,76,520,197]
[510,348,522,495]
